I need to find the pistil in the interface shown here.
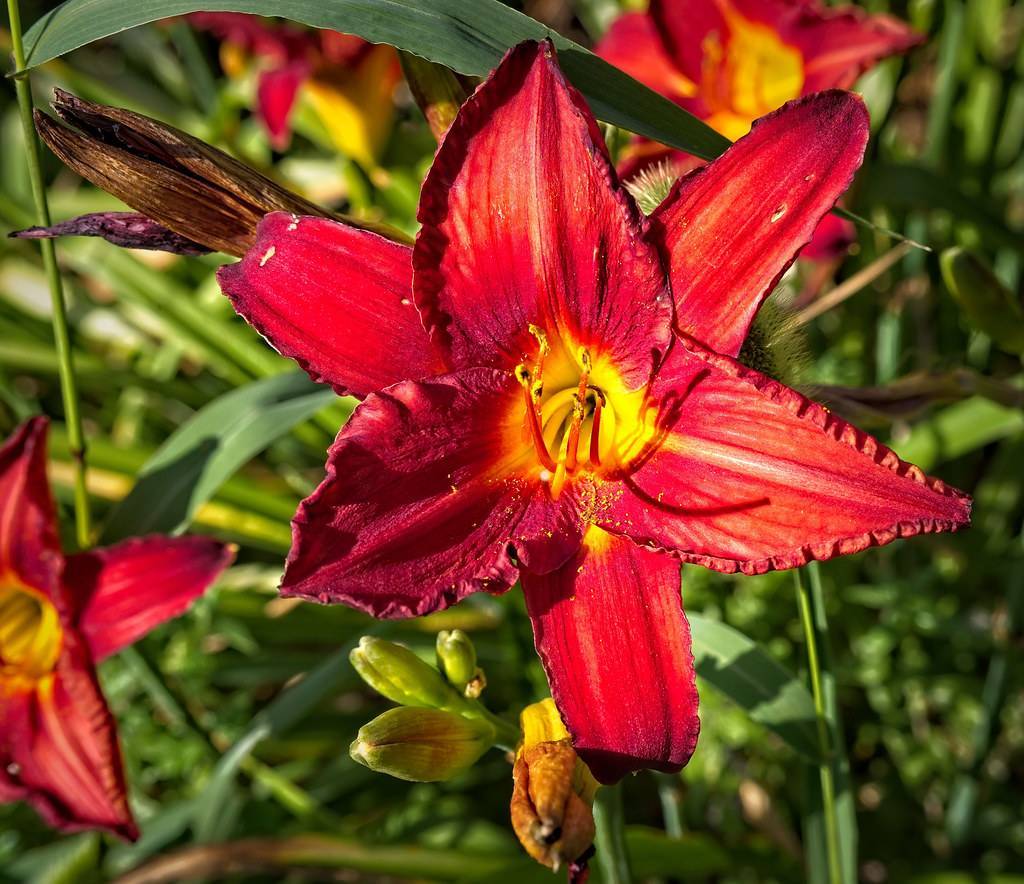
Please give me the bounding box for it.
[562,350,592,475]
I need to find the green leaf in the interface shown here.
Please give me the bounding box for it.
[626,827,732,879]
[890,396,1024,472]
[6,833,100,884]
[192,625,393,842]
[100,371,334,542]
[688,613,822,761]
[940,248,1024,355]
[21,0,729,161]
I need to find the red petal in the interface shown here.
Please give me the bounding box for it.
[414,40,672,390]
[595,336,971,574]
[522,529,699,783]
[0,629,136,840]
[648,91,868,357]
[65,536,235,663]
[801,211,856,262]
[257,62,308,150]
[649,0,725,82]
[773,3,924,92]
[0,418,64,605]
[189,12,308,62]
[217,213,445,397]
[595,13,690,101]
[282,368,583,616]
[649,0,921,92]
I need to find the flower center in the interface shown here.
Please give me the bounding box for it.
[515,327,621,499]
[700,2,804,141]
[0,583,62,685]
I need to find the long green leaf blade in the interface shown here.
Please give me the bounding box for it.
[100,371,335,542]
[21,0,729,160]
[689,613,822,761]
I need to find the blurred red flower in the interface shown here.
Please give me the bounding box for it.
[0,418,234,838]
[217,41,969,783]
[189,13,399,164]
[597,0,924,258]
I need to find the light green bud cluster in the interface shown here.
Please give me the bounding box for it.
[350,636,469,712]
[350,632,511,782]
[350,707,496,782]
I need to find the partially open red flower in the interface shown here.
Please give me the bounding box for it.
[217,40,970,783]
[0,418,234,838]
[597,0,923,258]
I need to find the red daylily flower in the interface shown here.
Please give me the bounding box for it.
[597,0,923,258]
[0,418,233,838]
[217,41,970,783]
[189,13,399,162]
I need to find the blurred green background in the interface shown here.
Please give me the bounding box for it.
[1,0,1022,881]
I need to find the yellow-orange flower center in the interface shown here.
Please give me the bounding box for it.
[700,2,804,141]
[0,582,62,687]
[514,327,654,499]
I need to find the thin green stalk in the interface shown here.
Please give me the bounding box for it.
[474,706,521,753]
[7,0,90,547]
[795,569,842,884]
[654,771,685,838]
[593,783,632,884]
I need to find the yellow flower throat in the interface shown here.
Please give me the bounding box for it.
[0,582,61,688]
[514,326,650,500]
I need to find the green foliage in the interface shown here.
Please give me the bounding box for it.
[0,0,1022,881]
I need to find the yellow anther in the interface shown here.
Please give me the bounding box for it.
[514,363,532,387]
[578,348,592,374]
[528,324,550,356]
[530,380,544,403]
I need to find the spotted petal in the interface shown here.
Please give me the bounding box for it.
[217,213,445,397]
[648,91,869,357]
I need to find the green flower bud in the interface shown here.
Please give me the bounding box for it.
[436,630,478,691]
[941,247,1024,354]
[350,707,496,782]
[350,636,464,711]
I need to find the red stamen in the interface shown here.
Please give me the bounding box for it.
[518,373,557,473]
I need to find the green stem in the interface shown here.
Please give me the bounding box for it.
[475,706,521,753]
[7,0,90,548]
[654,771,685,838]
[593,783,632,884]
[795,569,842,884]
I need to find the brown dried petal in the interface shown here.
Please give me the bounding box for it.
[36,91,407,257]
[10,212,210,256]
[510,740,595,873]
